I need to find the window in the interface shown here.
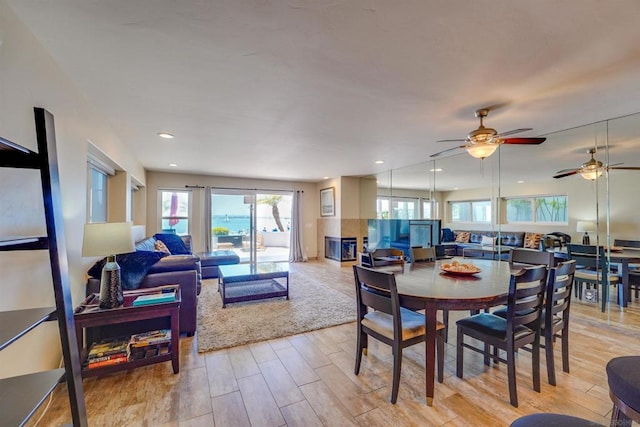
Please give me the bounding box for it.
[376,197,419,219]
[159,190,190,235]
[88,166,108,223]
[505,195,568,224]
[450,200,491,223]
[422,200,439,219]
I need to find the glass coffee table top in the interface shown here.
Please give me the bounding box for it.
[219,262,289,280]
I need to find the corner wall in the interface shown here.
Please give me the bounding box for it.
[0,0,145,378]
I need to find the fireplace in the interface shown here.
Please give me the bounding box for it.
[325,236,357,262]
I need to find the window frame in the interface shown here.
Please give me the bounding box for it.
[158,189,192,235]
[87,164,109,223]
[503,194,568,225]
[449,199,492,224]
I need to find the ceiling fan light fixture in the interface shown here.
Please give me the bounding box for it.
[466,143,498,159]
[580,168,603,180]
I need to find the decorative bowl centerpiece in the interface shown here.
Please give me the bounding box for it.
[440,260,481,275]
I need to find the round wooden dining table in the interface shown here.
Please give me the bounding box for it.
[394,258,514,406]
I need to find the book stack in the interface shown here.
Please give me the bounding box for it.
[132,291,176,306]
[86,338,130,369]
[129,329,172,360]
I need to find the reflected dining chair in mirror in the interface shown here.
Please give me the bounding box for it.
[456,265,548,407]
[352,265,445,404]
[567,244,620,312]
[614,239,640,300]
[409,246,436,269]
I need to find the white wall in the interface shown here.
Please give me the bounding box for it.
[144,171,319,258]
[0,1,145,378]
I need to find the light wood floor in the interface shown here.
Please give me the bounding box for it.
[30,260,640,426]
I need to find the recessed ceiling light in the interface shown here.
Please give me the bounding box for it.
[517,180,524,184]
[323,176,329,179]
[430,168,443,172]
[453,187,459,190]
[375,160,384,164]
[169,163,177,167]
[158,132,174,139]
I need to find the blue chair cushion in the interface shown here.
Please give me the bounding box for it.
[607,356,640,413]
[88,251,168,290]
[511,413,603,426]
[456,313,533,340]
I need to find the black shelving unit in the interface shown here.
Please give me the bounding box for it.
[0,108,87,426]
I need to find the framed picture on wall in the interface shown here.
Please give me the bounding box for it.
[320,187,335,217]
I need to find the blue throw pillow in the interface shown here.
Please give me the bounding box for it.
[442,228,455,243]
[154,233,190,255]
[87,251,168,290]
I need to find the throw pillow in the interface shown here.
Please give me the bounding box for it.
[441,228,455,243]
[154,233,190,255]
[524,232,544,249]
[87,251,168,290]
[455,231,470,243]
[154,240,171,254]
[481,235,496,246]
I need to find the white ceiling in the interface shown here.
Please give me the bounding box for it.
[7,0,640,184]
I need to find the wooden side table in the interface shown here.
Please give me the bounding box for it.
[74,285,181,377]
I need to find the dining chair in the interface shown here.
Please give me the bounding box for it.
[567,244,620,312]
[493,260,576,386]
[508,247,554,269]
[542,260,576,386]
[456,265,548,407]
[409,246,452,341]
[409,246,436,268]
[353,265,445,404]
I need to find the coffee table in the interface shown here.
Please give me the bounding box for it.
[218,262,289,308]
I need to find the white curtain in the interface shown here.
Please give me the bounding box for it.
[289,190,307,262]
[204,186,212,252]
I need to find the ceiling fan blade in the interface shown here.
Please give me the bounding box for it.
[502,137,546,145]
[436,138,467,143]
[494,128,532,138]
[430,145,467,158]
[609,166,640,170]
[553,169,580,179]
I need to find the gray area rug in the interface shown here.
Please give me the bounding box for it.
[196,271,356,352]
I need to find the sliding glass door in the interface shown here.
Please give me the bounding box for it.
[210,190,292,263]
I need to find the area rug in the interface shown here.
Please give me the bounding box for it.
[196,271,356,352]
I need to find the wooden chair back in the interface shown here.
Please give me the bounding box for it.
[613,239,640,248]
[509,248,553,268]
[410,247,436,263]
[353,265,400,335]
[507,266,548,330]
[546,260,576,320]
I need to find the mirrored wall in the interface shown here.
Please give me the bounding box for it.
[372,111,640,316]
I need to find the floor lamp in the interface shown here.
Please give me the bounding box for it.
[82,222,135,309]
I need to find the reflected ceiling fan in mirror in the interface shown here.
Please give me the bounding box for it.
[553,148,640,180]
[430,108,546,159]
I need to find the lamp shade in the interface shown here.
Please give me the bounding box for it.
[82,222,135,257]
[576,221,595,233]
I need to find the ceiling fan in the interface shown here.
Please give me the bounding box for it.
[553,148,640,180]
[430,108,546,159]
